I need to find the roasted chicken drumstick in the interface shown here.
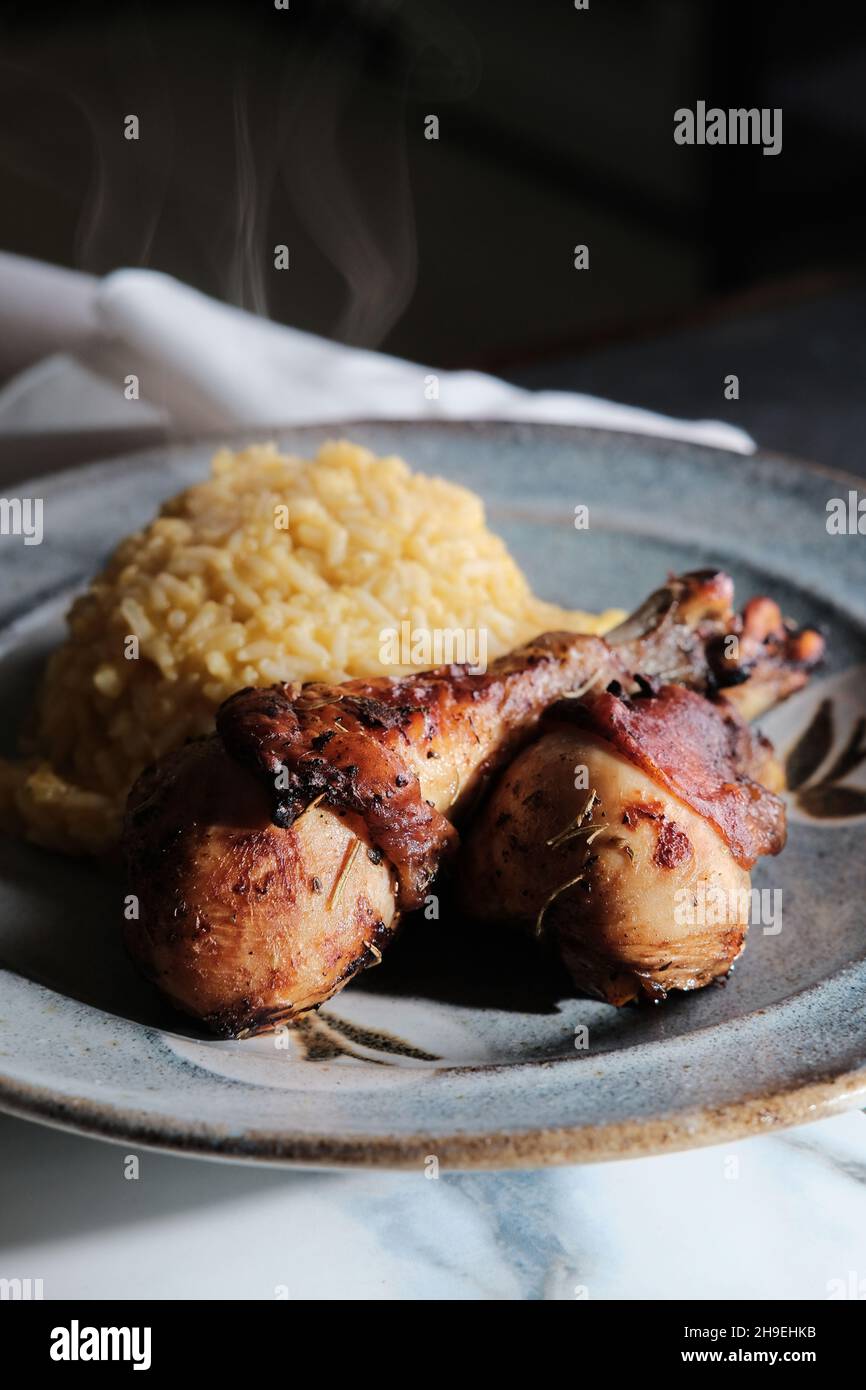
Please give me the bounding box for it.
[458,683,787,1004]
[123,571,821,1035]
[459,596,823,1005]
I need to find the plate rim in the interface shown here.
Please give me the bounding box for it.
[1,1063,864,1169]
[16,415,866,501]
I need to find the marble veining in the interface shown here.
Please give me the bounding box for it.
[1,1110,863,1299]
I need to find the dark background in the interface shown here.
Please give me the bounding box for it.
[2,0,866,466]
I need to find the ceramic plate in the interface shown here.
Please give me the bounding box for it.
[1,421,865,1168]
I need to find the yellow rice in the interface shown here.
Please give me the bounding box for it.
[0,440,622,854]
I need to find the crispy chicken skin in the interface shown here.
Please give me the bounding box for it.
[124,737,398,1035]
[458,685,790,1005]
[125,629,613,1035]
[124,627,624,1035]
[123,570,823,1034]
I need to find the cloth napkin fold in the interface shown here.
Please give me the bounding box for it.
[0,252,753,454]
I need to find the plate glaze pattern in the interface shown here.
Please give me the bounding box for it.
[0,422,864,1167]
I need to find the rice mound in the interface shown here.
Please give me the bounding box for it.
[0,440,623,854]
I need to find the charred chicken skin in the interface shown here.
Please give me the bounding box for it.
[458,590,824,1006]
[458,684,788,1004]
[123,571,822,1035]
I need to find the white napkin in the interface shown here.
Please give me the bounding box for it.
[0,253,753,453]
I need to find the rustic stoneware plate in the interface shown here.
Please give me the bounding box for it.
[1,421,865,1168]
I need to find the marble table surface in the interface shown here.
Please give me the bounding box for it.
[2,1108,864,1300]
